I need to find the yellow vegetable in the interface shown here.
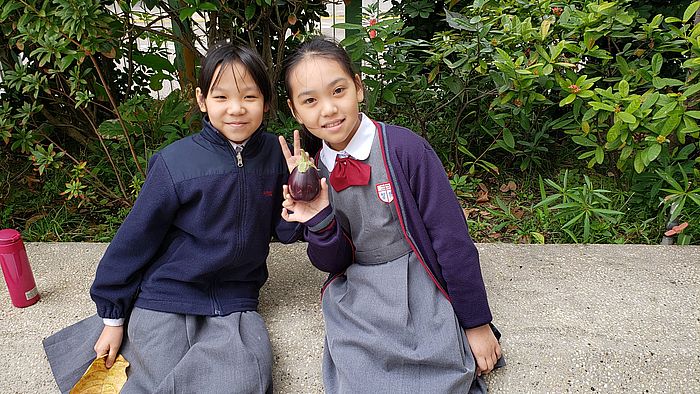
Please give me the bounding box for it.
[70,354,129,394]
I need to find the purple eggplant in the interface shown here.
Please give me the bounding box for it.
[288,150,321,201]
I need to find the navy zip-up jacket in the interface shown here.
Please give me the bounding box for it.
[91,119,302,320]
[304,121,492,329]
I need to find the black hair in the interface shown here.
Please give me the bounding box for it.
[198,41,272,109]
[283,37,362,156]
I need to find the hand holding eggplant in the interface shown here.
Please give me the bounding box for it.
[278,130,329,223]
[288,150,321,201]
[282,178,329,223]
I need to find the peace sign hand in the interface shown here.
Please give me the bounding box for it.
[278,129,306,173]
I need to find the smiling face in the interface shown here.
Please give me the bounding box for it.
[286,57,364,151]
[196,62,267,143]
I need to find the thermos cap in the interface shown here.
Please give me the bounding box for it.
[0,229,21,245]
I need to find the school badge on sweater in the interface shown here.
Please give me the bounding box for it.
[375,182,394,203]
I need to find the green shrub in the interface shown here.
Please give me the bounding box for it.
[337,0,700,242]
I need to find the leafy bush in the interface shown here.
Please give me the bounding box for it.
[337,0,700,243]
[2,0,699,243]
[0,0,327,238]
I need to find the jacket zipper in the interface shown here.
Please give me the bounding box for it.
[210,143,245,315]
[211,286,221,315]
[236,148,243,167]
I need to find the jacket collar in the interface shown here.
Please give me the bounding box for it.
[200,116,265,157]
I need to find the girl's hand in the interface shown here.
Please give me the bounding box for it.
[282,178,330,223]
[94,325,124,368]
[464,324,501,376]
[278,130,305,173]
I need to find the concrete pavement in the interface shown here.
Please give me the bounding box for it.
[0,243,698,393]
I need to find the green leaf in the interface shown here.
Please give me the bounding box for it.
[682,116,700,133]
[618,112,636,124]
[616,55,630,76]
[620,145,633,161]
[535,45,551,62]
[332,23,363,29]
[647,144,662,163]
[615,13,633,25]
[591,209,624,216]
[583,31,601,50]
[445,9,471,30]
[658,172,684,192]
[662,115,682,136]
[245,4,256,20]
[653,101,678,119]
[669,198,686,223]
[551,41,567,60]
[502,128,515,149]
[606,123,620,142]
[634,152,645,173]
[372,39,385,53]
[97,119,125,139]
[589,102,616,112]
[382,89,397,104]
[199,2,218,11]
[651,53,663,75]
[540,19,553,40]
[572,135,599,147]
[1,1,23,19]
[535,194,562,209]
[555,73,570,90]
[627,98,641,114]
[682,57,700,68]
[340,34,364,48]
[366,87,378,112]
[684,83,700,98]
[618,79,629,97]
[179,7,196,21]
[661,78,684,87]
[559,94,576,106]
[132,53,176,73]
[683,1,700,23]
[531,232,545,244]
[685,110,700,119]
[640,92,660,111]
[595,146,604,164]
[578,150,595,159]
[562,212,585,230]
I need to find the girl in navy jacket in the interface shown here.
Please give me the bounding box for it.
[279,37,503,393]
[44,42,301,393]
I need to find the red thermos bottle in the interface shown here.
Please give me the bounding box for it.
[0,229,40,307]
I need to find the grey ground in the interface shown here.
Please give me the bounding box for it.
[0,243,698,393]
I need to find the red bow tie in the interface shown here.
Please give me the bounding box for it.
[329,156,371,192]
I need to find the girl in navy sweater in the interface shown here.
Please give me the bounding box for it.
[44,42,301,393]
[279,37,503,393]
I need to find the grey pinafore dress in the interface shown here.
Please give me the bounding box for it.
[318,131,485,393]
[43,308,273,393]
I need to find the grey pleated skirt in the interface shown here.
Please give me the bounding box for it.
[321,252,486,393]
[43,308,273,394]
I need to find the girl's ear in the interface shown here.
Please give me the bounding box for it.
[195,87,207,112]
[354,74,364,103]
[287,99,303,124]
